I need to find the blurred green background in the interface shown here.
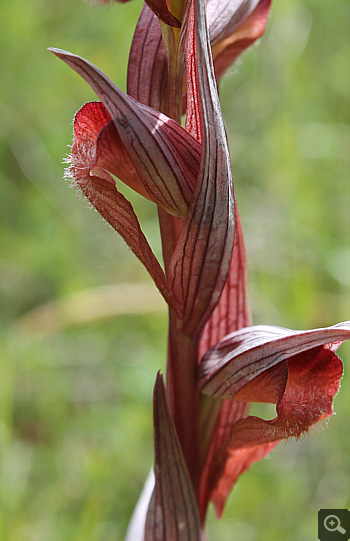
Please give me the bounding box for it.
[1,0,349,540]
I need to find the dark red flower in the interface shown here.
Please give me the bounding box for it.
[51,0,349,538]
[198,322,350,517]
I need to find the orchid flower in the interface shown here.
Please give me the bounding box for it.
[50,0,349,538]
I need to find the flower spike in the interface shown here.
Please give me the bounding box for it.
[49,0,349,537]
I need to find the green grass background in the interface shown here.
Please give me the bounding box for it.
[1,0,349,540]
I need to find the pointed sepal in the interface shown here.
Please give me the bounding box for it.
[210,0,272,81]
[49,48,200,217]
[199,322,350,399]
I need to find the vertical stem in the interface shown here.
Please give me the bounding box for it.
[157,11,200,496]
[158,211,200,495]
[167,309,200,496]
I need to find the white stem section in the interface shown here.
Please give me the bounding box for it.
[124,469,155,541]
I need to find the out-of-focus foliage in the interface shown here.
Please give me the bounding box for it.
[1,1,349,540]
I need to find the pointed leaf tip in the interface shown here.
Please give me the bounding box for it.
[48,47,71,58]
[146,372,201,540]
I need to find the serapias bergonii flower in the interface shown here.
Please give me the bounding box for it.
[198,321,350,517]
[50,0,350,538]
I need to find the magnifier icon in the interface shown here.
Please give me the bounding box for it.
[324,515,346,534]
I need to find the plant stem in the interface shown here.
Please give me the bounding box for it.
[166,309,200,496]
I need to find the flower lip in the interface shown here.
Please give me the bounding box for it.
[67,101,152,200]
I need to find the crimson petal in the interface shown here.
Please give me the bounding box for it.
[70,101,151,200]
